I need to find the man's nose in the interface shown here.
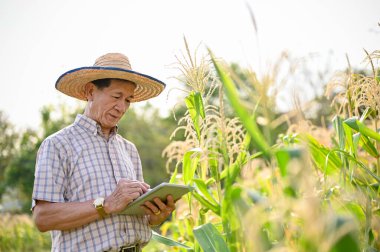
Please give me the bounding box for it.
[115,100,129,112]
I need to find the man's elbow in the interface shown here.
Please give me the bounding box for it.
[32,205,50,232]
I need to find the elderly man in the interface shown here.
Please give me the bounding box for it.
[32,53,175,251]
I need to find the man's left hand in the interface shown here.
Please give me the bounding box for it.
[141,195,176,226]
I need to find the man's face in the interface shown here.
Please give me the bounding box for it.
[86,79,136,130]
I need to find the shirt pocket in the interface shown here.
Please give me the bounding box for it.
[116,141,137,180]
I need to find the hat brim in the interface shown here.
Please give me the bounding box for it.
[55,66,166,102]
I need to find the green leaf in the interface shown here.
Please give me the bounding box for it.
[283,186,297,198]
[193,178,218,205]
[333,116,346,151]
[359,107,372,122]
[358,134,379,158]
[152,231,192,249]
[326,149,380,183]
[229,186,250,215]
[344,118,380,142]
[169,163,179,184]
[183,148,202,185]
[185,91,205,141]
[220,133,251,182]
[276,149,290,177]
[305,134,342,174]
[330,233,360,252]
[343,120,359,156]
[208,152,220,182]
[352,133,360,153]
[329,217,360,252]
[275,147,303,177]
[344,202,365,223]
[193,223,229,252]
[192,190,220,214]
[208,49,270,158]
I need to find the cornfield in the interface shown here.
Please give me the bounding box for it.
[150,40,380,252]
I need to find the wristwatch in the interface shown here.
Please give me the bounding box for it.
[93,197,107,218]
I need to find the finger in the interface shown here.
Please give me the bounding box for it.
[129,192,141,201]
[131,181,150,193]
[123,186,143,196]
[140,205,154,215]
[153,197,167,210]
[144,201,160,214]
[141,182,150,191]
[123,181,145,191]
[166,195,175,208]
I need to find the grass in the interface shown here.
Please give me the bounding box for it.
[0,214,51,252]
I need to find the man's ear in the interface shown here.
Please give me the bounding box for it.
[84,82,95,101]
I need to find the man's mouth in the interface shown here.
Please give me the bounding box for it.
[109,114,119,120]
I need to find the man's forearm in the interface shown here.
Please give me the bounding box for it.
[33,200,100,232]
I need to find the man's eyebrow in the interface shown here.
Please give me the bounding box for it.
[113,91,133,99]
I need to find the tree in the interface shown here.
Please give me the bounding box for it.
[0,111,19,197]
[4,105,81,211]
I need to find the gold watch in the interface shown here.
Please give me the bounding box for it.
[93,197,107,218]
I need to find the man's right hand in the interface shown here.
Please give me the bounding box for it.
[104,179,150,214]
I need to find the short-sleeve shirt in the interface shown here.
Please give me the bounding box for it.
[32,114,151,251]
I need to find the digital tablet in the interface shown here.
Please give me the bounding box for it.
[120,182,192,215]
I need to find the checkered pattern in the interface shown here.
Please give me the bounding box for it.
[32,114,151,251]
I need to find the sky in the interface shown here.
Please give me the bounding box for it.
[0,0,379,130]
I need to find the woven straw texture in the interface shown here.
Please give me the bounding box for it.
[55,53,165,102]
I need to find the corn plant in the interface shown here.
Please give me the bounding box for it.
[159,39,253,252]
[152,39,379,251]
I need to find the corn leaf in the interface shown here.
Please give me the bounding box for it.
[152,231,192,250]
[344,118,380,142]
[220,134,251,185]
[192,190,220,214]
[209,49,270,157]
[344,202,365,223]
[275,148,302,177]
[305,135,342,174]
[358,134,379,158]
[328,149,380,183]
[333,116,346,151]
[329,217,360,252]
[193,223,229,252]
[169,163,179,184]
[183,148,202,185]
[193,178,218,206]
[185,91,205,141]
[343,123,357,155]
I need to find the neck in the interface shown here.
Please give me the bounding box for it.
[102,130,110,139]
[83,108,112,139]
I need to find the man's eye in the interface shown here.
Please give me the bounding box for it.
[113,96,120,99]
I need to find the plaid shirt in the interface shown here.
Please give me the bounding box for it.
[32,114,151,251]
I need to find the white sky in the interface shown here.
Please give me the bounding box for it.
[0,0,379,130]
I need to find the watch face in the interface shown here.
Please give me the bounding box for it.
[94,197,104,206]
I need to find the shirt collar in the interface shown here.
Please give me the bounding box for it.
[74,114,118,137]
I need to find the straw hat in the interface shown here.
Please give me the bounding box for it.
[55,53,166,102]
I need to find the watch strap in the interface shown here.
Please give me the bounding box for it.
[93,198,107,218]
